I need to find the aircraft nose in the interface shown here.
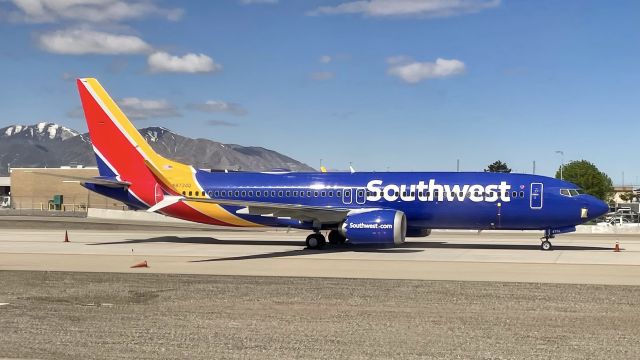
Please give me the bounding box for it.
[588,196,609,219]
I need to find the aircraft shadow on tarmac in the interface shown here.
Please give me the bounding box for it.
[401,242,613,251]
[90,236,612,262]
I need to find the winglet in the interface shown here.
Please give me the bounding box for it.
[147,195,184,213]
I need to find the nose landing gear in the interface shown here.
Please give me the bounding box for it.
[540,229,554,251]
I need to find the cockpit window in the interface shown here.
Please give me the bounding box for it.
[561,188,584,197]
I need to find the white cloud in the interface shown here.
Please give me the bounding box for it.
[387,57,465,84]
[239,0,278,4]
[38,28,152,55]
[187,101,247,116]
[148,51,221,74]
[310,71,335,81]
[207,119,238,127]
[319,55,332,63]
[308,0,500,17]
[6,0,183,23]
[117,97,180,119]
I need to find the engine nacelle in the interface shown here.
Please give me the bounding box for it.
[339,210,407,246]
[406,228,431,237]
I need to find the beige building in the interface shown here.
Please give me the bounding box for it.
[9,167,126,211]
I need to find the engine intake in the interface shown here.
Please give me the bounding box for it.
[339,209,407,246]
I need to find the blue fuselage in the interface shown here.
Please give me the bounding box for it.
[183,171,608,232]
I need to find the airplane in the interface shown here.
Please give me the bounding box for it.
[76,78,609,251]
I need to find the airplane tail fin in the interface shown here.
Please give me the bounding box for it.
[76,78,192,195]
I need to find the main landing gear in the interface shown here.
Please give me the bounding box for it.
[306,230,346,250]
[328,230,346,245]
[306,232,326,250]
[540,230,554,251]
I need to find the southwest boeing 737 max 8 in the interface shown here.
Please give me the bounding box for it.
[76,78,608,251]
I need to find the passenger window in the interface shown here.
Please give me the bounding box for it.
[307,191,312,197]
[286,191,291,196]
[214,191,219,197]
[329,191,333,197]
[241,191,246,197]
[235,191,239,197]
[293,191,298,196]
[182,191,186,196]
[195,191,199,196]
[248,191,253,197]
[208,191,213,197]
[314,191,319,197]
[271,191,276,197]
[519,191,524,198]
[278,191,283,197]
[337,191,342,197]
[322,191,327,197]
[256,191,261,197]
[512,191,517,198]
[189,191,192,196]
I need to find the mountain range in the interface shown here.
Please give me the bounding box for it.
[0,123,314,176]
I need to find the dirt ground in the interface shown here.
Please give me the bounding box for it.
[1,271,639,360]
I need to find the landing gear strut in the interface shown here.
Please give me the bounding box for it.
[306,232,326,250]
[328,230,346,245]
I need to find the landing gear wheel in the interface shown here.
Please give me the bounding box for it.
[541,240,553,251]
[328,230,346,245]
[306,233,326,250]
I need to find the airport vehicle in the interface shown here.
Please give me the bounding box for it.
[76,78,609,251]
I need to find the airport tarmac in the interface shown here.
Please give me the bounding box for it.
[1,226,639,285]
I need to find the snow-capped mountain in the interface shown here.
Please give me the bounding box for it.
[2,122,83,141]
[0,123,314,175]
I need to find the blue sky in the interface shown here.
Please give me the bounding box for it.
[0,0,639,184]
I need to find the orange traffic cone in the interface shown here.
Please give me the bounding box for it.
[614,242,620,252]
[130,260,149,268]
[64,230,69,243]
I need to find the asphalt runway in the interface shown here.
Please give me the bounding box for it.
[1,226,639,285]
[2,224,640,359]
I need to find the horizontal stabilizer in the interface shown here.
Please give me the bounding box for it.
[147,195,184,213]
[31,171,131,188]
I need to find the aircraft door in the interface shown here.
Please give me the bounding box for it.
[530,183,543,209]
[355,188,366,204]
[342,188,353,204]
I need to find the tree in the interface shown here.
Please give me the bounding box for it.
[555,160,613,201]
[485,160,511,173]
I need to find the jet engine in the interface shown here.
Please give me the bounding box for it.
[339,209,406,246]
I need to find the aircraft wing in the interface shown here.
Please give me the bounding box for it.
[152,196,354,223]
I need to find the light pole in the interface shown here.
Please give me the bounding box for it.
[555,151,564,180]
